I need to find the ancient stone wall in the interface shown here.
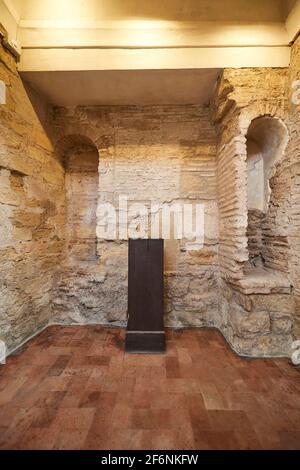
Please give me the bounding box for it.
[246,209,265,265]
[51,105,220,328]
[0,42,66,353]
[64,143,99,262]
[1,34,299,358]
[212,64,296,355]
[212,68,288,280]
[287,36,300,336]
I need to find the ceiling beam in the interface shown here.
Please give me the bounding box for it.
[19,46,290,72]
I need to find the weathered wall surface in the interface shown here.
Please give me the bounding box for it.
[287,35,300,336]
[212,68,288,280]
[51,105,220,328]
[212,64,296,355]
[1,34,299,359]
[0,42,65,353]
[64,144,98,262]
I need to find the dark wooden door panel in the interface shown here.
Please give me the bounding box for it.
[126,239,165,353]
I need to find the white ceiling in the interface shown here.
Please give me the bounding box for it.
[21,69,221,106]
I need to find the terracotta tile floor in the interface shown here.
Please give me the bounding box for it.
[0,326,300,450]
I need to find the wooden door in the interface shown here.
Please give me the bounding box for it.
[125,239,165,353]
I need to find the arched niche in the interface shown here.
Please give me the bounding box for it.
[55,135,99,262]
[246,116,289,267]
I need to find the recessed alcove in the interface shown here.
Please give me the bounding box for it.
[245,116,289,270]
[56,135,99,263]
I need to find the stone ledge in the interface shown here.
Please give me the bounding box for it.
[229,266,292,295]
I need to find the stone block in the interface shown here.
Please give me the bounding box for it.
[233,291,252,312]
[229,308,270,337]
[270,312,293,334]
[251,294,295,315]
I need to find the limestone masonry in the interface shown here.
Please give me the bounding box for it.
[0,36,300,357]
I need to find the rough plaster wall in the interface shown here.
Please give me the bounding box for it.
[0,43,66,353]
[287,35,300,336]
[51,105,220,328]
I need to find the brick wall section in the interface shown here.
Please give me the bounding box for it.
[51,105,220,328]
[0,43,66,352]
[216,130,248,281]
[247,209,265,264]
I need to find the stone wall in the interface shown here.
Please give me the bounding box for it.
[287,36,300,336]
[246,209,265,265]
[220,277,294,356]
[64,142,98,261]
[247,115,290,272]
[212,68,288,280]
[51,105,220,329]
[0,42,66,353]
[211,62,297,355]
[1,34,299,359]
